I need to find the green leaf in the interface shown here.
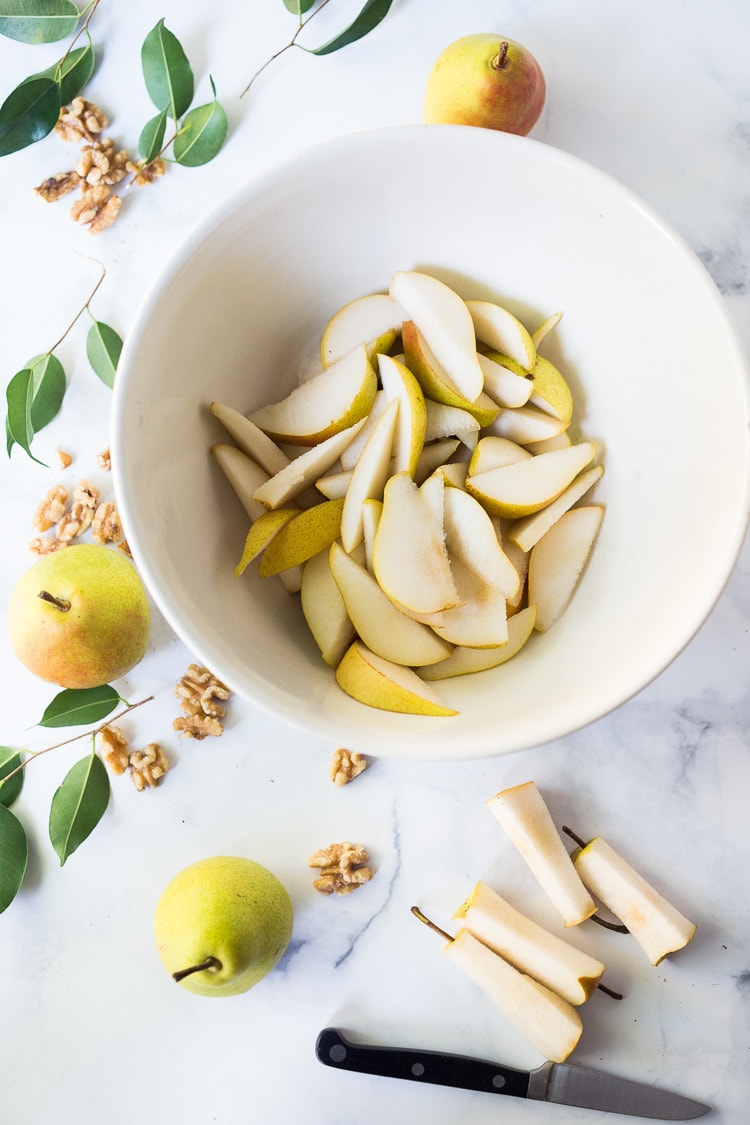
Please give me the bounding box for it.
[28,42,95,104]
[0,0,80,45]
[307,0,394,56]
[86,320,122,388]
[0,748,24,809]
[283,0,316,14]
[49,751,110,865]
[39,685,122,729]
[173,96,227,168]
[6,368,36,459]
[0,76,60,157]
[0,805,27,912]
[138,106,167,163]
[5,352,66,460]
[141,18,194,120]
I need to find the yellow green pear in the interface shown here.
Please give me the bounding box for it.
[154,856,294,998]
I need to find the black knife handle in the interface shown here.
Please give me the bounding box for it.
[315,1028,531,1099]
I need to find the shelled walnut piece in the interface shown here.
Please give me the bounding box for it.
[29,479,128,555]
[99,726,169,791]
[330,748,367,786]
[308,842,375,896]
[173,664,230,739]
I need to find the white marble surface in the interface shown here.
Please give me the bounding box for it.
[1,2,749,1122]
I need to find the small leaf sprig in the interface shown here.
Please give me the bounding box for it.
[4,265,123,464]
[241,0,395,97]
[0,687,153,913]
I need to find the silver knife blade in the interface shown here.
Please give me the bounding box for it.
[316,1028,710,1120]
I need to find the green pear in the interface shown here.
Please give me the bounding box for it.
[424,34,546,137]
[154,856,294,998]
[8,544,150,689]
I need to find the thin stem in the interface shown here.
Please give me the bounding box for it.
[561,824,587,849]
[597,982,624,1000]
[492,41,510,70]
[38,591,71,612]
[173,956,222,982]
[561,826,630,934]
[1,695,154,785]
[57,0,101,75]
[239,0,335,98]
[43,265,106,359]
[411,905,454,943]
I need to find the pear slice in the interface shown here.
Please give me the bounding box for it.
[234,508,298,576]
[455,881,605,1006]
[466,441,597,518]
[435,460,469,489]
[335,640,458,716]
[443,486,519,601]
[422,563,509,648]
[486,405,569,445]
[424,400,480,444]
[211,443,271,523]
[329,542,452,666]
[257,498,344,577]
[340,390,387,471]
[468,436,532,476]
[531,310,563,350]
[465,299,536,371]
[525,432,572,455]
[508,466,604,552]
[444,929,582,1063]
[315,468,352,500]
[418,605,537,679]
[378,353,427,476]
[487,781,596,927]
[390,270,484,401]
[414,439,461,484]
[528,505,604,631]
[528,355,574,424]
[340,398,399,553]
[300,549,355,667]
[373,471,459,616]
[477,352,534,408]
[251,419,366,509]
[402,320,500,426]
[320,292,404,366]
[249,344,376,446]
[210,402,290,475]
[572,837,697,966]
[361,497,382,572]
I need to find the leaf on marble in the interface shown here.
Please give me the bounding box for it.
[5,352,66,462]
[39,685,123,729]
[306,0,395,56]
[0,0,81,45]
[26,42,95,104]
[141,18,194,121]
[0,747,24,809]
[0,804,28,912]
[173,79,228,168]
[0,75,60,157]
[138,106,168,163]
[49,750,110,865]
[86,320,123,389]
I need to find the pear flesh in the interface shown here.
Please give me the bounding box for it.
[528,505,604,631]
[487,780,596,927]
[335,640,458,717]
[573,836,697,966]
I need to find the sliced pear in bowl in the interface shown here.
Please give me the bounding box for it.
[251,420,366,509]
[300,548,355,667]
[508,465,604,552]
[477,351,534,408]
[418,605,537,679]
[528,354,574,424]
[527,505,604,631]
[486,404,569,445]
[211,443,272,523]
[234,508,298,576]
[530,309,563,350]
[340,390,387,471]
[466,441,597,518]
[320,292,404,366]
[340,397,399,552]
[465,299,536,371]
[257,498,345,577]
[378,353,427,476]
[210,402,290,474]
[402,320,499,426]
[335,640,458,716]
[468,436,532,476]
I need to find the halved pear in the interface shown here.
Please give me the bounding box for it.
[477,352,534,408]
[572,837,697,966]
[315,468,352,500]
[211,443,271,523]
[210,402,290,474]
[468,436,532,476]
[340,398,399,553]
[402,320,500,426]
[378,353,427,476]
[373,471,459,616]
[466,442,597,518]
[335,640,458,716]
[329,542,452,666]
[487,780,596,927]
[465,299,536,371]
[249,344,376,445]
[234,508,298,576]
[528,355,574,424]
[531,310,563,350]
[320,292,405,366]
[418,605,537,679]
[486,405,569,445]
[258,498,345,577]
[509,466,604,552]
[340,390,387,471]
[300,548,355,667]
[455,881,605,1006]
[528,505,604,631]
[414,439,461,484]
[251,420,366,509]
[390,270,484,401]
[443,929,582,1063]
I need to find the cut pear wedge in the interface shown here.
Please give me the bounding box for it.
[509,465,604,552]
[210,402,290,475]
[390,270,484,402]
[378,353,426,476]
[468,436,532,476]
[443,486,519,600]
[443,929,582,1063]
[300,549,355,667]
[525,431,572,455]
[258,498,345,577]
[424,400,481,444]
[572,836,697,966]
[340,390,387,471]
[418,605,537,679]
[414,438,461,484]
[528,505,604,631]
[477,352,534,408]
[335,640,458,716]
[315,468,352,500]
[455,881,606,1006]
[320,292,405,366]
[249,344,377,445]
[402,320,500,426]
[340,397,399,553]
[465,299,537,371]
[486,405,569,445]
[252,420,366,509]
[234,508,298,576]
[466,441,597,518]
[421,561,509,648]
[487,780,596,927]
[329,542,453,666]
[529,354,574,424]
[531,310,563,349]
[361,497,382,572]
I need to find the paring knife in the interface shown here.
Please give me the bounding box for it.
[315,1028,710,1120]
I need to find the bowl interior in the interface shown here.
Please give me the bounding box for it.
[112,125,750,759]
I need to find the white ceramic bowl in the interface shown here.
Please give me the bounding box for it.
[112,125,750,759]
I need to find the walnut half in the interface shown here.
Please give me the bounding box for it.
[173,664,230,740]
[308,841,375,896]
[330,748,367,786]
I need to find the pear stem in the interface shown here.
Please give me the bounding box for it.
[561,824,587,849]
[411,905,454,943]
[38,590,71,612]
[562,825,630,935]
[172,956,222,982]
[492,41,510,70]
